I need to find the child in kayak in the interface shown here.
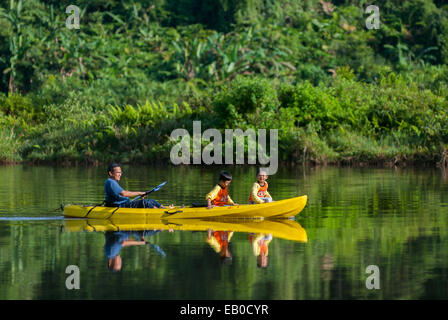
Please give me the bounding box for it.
[249,169,273,204]
[206,171,239,209]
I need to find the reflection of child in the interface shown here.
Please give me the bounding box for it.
[248,233,272,268]
[206,230,234,263]
[206,171,238,209]
[249,169,273,204]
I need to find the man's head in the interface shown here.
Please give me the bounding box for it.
[108,255,122,272]
[108,163,122,181]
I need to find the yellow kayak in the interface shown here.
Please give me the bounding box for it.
[63,217,308,242]
[63,195,307,219]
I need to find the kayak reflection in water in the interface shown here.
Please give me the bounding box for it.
[248,233,272,268]
[206,229,233,264]
[105,230,170,272]
[104,163,174,208]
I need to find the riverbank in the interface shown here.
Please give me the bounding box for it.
[1,74,448,167]
[1,156,447,169]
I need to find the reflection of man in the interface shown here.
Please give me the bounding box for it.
[206,230,233,264]
[249,233,272,268]
[105,230,161,272]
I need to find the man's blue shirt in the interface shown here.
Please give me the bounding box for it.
[104,231,130,259]
[104,178,130,206]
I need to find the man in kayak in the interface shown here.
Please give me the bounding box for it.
[206,171,239,209]
[104,163,171,208]
[248,169,273,204]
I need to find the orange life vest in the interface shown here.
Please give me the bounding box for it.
[248,234,268,256]
[259,240,268,255]
[213,231,230,250]
[248,182,268,202]
[213,185,230,206]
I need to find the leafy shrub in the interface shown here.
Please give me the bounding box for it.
[212,76,279,128]
[0,93,38,120]
[280,81,347,131]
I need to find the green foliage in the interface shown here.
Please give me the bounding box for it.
[0,92,36,119]
[15,95,199,164]
[0,0,448,165]
[280,81,347,131]
[2,0,448,92]
[0,126,22,162]
[213,76,279,128]
[1,70,448,165]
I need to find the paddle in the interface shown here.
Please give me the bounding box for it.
[191,202,207,207]
[131,181,167,202]
[146,242,166,257]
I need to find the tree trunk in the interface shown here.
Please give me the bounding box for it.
[8,73,15,94]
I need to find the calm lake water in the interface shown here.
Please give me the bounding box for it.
[0,165,447,299]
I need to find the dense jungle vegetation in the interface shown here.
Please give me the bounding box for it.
[1,0,448,166]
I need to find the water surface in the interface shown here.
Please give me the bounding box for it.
[0,165,447,299]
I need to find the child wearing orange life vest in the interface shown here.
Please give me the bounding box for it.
[248,169,273,204]
[206,171,239,209]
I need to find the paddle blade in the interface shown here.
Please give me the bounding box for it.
[132,181,168,202]
[149,243,166,257]
[150,181,167,193]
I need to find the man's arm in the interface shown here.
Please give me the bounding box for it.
[120,190,145,198]
[121,240,146,247]
[107,179,145,199]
